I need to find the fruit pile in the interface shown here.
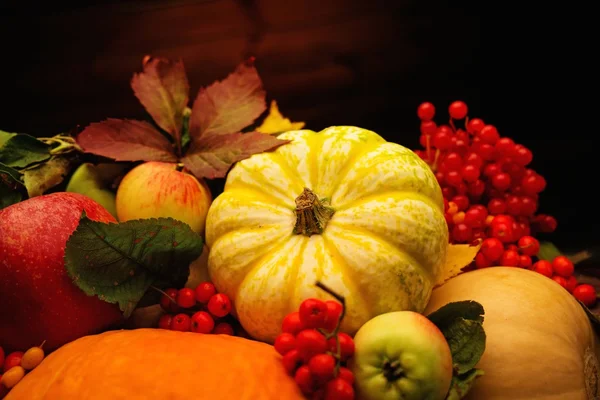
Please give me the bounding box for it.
[414,101,597,306]
[275,292,356,400]
[1,342,45,398]
[156,281,237,335]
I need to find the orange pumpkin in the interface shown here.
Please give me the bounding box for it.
[5,329,304,400]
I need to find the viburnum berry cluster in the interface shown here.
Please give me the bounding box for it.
[414,100,597,305]
[1,342,46,398]
[275,283,355,400]
[157,282,236,335]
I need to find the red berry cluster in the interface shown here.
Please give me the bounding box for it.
[157,282,236,335]
[275,295,355,400]
[414,100,597,306]
[532,255,597,306]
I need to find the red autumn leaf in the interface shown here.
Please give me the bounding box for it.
[181,131,290,179]
[131,56,190,142]
[188,60,266,141]
[77,118,178,162]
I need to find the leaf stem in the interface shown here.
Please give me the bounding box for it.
[39,134,82,155]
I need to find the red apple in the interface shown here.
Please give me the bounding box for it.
[0,192,124,352]
[115,161,212,235]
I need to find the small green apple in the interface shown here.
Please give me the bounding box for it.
[115,161,212,235]
[349,311,453,400]
[66,163,119,218]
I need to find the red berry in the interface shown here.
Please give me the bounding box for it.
[299,298,328,329]
[170,313,192,332]
[176,288,196,308]
[323,301,343,332]
[520,196,537,216]
[158,313,173,329]
[468,179,485,197]
[490,222,513,243]
[417,102,435,121]
[433,130,453,150]
[475,252,492,268]
[446,171,463,187]
[325,378,355,400]
[282,349,303,375]
[478,125,500,144]
[295,365,317,395]
[213,322,234,335]
[421,120,437,135]
[488,198,506,215]
[566,276,578,293]
[467,118,485,134]
[522,174,546,194]
[461,164,480,182]
[552,275,568,289]
[537,214,557,233]
[337,367,355,385]
[573,284,597,307]
[500,249,520,267]
[496,137,516,157]
[327,333,355,362]
[308,354,336,383]
[190,311,214,333]
[282,312,305,335]
[452,223,472,243]
[275,333,297,356]
[464,207,487,228]
[513,144,533,166]
[195,281,216,303]
[207,293,232,318]
[296,329,328,362]
[519,254,532,269]
[445,152,463,169]
[449,101,468,119]
[480,238,504,261]
[3,352,23,373]
[517,236,540,256]
[160,288,180,313]
[491,173,511,191]
[552,255,574,277]
[533,260,553,278]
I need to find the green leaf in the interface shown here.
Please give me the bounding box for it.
[0,162,25,209]
[427,300,485,326]
[0,130,16,147]
[537,241,562,261]
[445,368,485,400]
[0,133,51,168]
[64,213,203,317]
[22,156,71,197]
[427,301,486,374]
[443,318,486,374]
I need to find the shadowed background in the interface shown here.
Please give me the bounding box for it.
[0,0,595,252]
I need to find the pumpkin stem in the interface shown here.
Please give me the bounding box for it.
[382,359,405,382]
[293,188,335,236]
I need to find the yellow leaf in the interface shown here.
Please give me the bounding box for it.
[435,240,482,287]
[256,100,305,135]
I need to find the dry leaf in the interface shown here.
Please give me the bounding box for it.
[256,100,305,134]
[23,156,70,197]
[435,240,482,287]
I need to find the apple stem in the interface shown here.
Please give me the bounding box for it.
[382,360,405,382]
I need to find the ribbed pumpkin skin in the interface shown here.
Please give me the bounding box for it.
[205,126,448,343]
[5,329,304,400]
[424,267,600,400]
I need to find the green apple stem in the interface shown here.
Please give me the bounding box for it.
[382,360,405,382]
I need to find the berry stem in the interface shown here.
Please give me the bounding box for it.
[315,280,346,377]
[151,285,176,304]
[570,250,592,265]
[449,118,456,132]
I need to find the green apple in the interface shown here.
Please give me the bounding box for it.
[66,163,120,219]
[349,311,453,400]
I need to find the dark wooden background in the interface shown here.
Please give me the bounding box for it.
[0,0,596,252]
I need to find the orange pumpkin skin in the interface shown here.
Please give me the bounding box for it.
[5,329,304,400]
[424,267,600,400]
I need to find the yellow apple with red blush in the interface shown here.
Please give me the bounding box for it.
[116,161,212,235]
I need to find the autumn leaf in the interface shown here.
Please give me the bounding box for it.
[22,156,71,197]
[181,131,291,179]
[256,100,306,134]
[435,240,482,287]
[188,60,266,140]
[131,56,189,142]
[77,119,178,162]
